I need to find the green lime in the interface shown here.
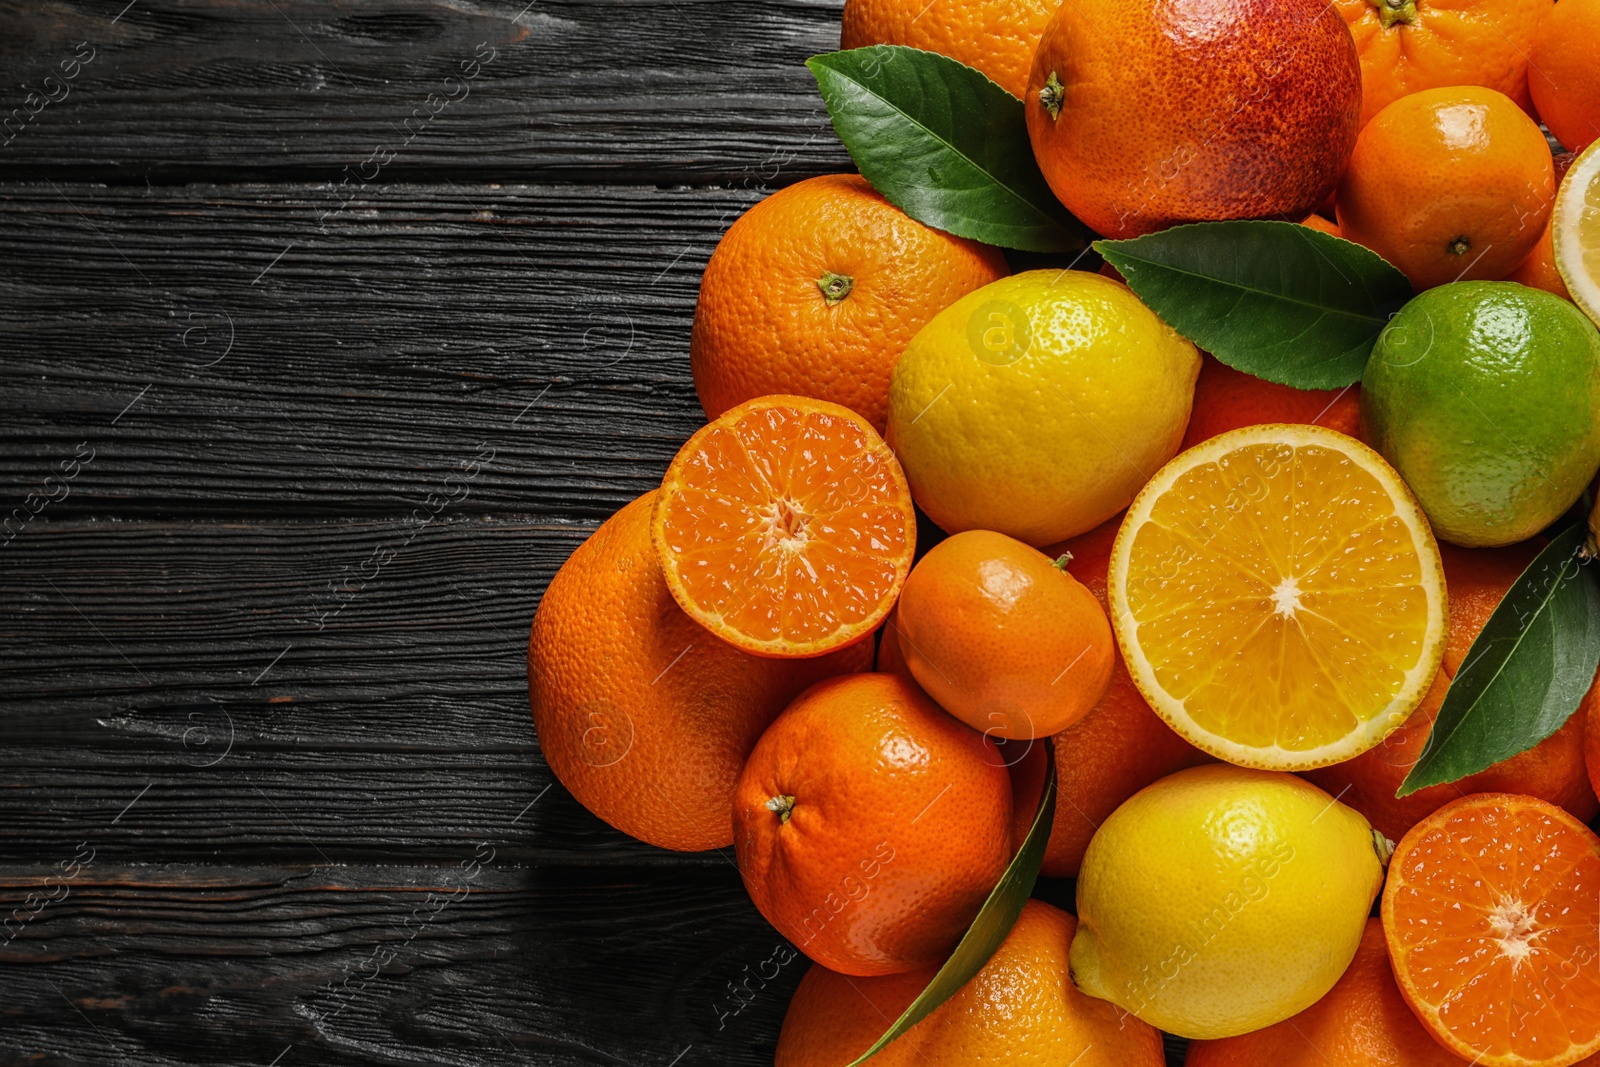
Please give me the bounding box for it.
[1362,281,1600,547]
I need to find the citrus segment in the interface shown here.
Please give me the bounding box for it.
[653,395,915,657]
[1555,141,1600,330]
[1383,794,1600,1067]
[1109,424,1447,769]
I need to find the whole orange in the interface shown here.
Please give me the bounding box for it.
[1304,540,1600,842]
[1507,150,1577,299]
[691,174,1007,432]
[1025,0,1361,239]
[1010,516,1213,877]
[894,529,1115,740]
[1529,0,1600,152]
[1336,86,1555,290]
[1185,920,1473,1066]
[775,900,1166,1067]
[1180,353,1362,452]
[840,0,1061,100]
[528,492,870,851]
[732,672,1012,975]
[1335,0,1553,128]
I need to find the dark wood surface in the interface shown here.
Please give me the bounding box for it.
[0,2,1184,1064]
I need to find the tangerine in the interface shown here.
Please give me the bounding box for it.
[691,174,1007,432]
[733,672,1012,976]
[894,529,1115,740]
[1180,353,1362,452]
[653,394,916,658]
[1335,0,1553,128]
[1384,793,1600,1066]
[1337,86,1555,290]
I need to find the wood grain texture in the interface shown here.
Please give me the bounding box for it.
[0,181,749,520]
[0,862,800,1066]
[0,0,850,183]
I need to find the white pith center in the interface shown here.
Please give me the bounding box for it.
[761,498,811,552]
[1488,896,1540,965]
[1271,577,1304,618]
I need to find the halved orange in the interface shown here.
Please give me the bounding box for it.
[1383,793,1600,1067]
[652,395,916,658]
[1108,424,1447,770]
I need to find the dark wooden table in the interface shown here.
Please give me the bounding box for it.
[0,3,1184,1063]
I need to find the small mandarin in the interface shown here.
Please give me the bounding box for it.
[1337,86,1555,290]
[895,529,1115,740]
[690,174,1006,433]
[733,672,1012,976]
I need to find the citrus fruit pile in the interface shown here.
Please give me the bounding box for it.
[530,0,1600,1063]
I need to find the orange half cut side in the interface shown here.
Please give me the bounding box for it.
[1108,424,1447,769]
[652,394,917,658]
[1383,793,1600,1067]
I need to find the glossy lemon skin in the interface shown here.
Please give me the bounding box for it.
[1070,765,1385,1040]
[886,270,1199,547]
[1362,281,1600,547]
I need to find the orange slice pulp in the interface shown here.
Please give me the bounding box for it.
[1108,424,1447,769]
[652,394,916,657]
[1383,793,1600,1067]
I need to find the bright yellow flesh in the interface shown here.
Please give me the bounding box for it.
[1555,140,1600,331]
[1109,425,1447,769]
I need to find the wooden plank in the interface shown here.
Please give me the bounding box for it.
[0,516,735,867]
[0,181,747,519]
[0,0,850,183]
[0,862,797,1066]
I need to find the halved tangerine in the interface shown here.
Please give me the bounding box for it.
[1108,424,1447,769]
[652,395,916,658]
[1383,793,1600,1067]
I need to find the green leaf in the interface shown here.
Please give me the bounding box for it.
[807,47,1082,253]
[1400,520,1600,795]
[1095,221,1414,389]
[846,738,1057,1066]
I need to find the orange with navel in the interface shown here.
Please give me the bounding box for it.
[775,900,1166,1067]
[1305,540,1600,842]
[840,0,1061,100]
[1384,794,1600,1066]
[894,529,1114,741]
[733,672,1012,976]
[1026,0,1361,238]
[691,174,1006,433]
[653,394,917,658]
[1335,0,1553,128]
[1337,86,1555,290]
[528,492,870,851]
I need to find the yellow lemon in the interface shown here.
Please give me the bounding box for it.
[1070,764,1388,1040]
[886,270,1199,546]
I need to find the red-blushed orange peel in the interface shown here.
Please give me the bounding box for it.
[652,394,916,658]
[1383,793,1600,1067]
